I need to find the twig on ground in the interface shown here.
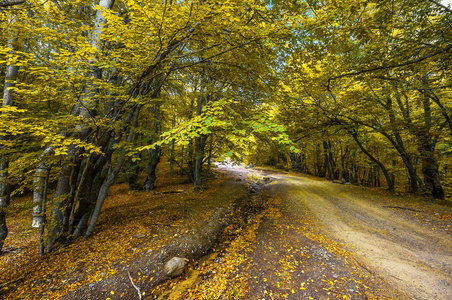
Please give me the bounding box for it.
[147,223,178,227]
[152,190,184,195]
[384,206,422,212]
[0,278,23,288]
[390,275,403,281]
[351,256,373,275]
[127,270,142,300]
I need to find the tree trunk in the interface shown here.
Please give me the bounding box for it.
[395,91,443,199]
[84,106,141,238]
[203,133,213,189]
[418,136,444,199]
[144,147,161,191]
[46,0,115,252]
[32,146,55,228]
[39,168,50,257]
[192,85,210,190]
[193,135,208,190]
[323,141,337,179]
[144,99,162,191]
[418,96,443,200]
[46,147,79,252]
[72,163,106,237]
[124,133,141,191]
[385,95,422,193]
[349,130,395,192]
[290,153,301,171]
[170,119,176,176]
[315,143,323,177]
[0,46,19,251]
[32,163,48,228]
[69,127,116,237]
[0,209,6,252]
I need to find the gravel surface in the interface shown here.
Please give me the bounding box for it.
[215,162,452,300]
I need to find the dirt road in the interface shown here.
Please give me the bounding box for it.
[213,164,452,300]
[277,174,452,300]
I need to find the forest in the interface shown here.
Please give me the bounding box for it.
[0,1,451,297]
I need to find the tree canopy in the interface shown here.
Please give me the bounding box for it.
[0,0,451,253]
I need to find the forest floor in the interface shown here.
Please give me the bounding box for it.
[1,162,452,299]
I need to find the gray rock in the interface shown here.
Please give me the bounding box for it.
[164,257,186,277]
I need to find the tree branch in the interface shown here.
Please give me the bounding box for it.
[168,39,259,73]
[327,44,452,89]
[407,84,452,91]
[0,0,25,7]
[427,0,452,13]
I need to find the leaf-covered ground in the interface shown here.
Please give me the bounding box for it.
[0,167,233,300]
[1,163,452,299]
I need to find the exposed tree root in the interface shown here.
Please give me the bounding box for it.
[61,180,265,300]
[127,270,142,300]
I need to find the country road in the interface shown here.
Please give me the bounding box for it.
[216,163,452,300]
[276,174,452,300]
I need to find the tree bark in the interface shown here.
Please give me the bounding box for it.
[193,135,208,190]
[170,116,176,176]
[144,98,162,191]
[46,146,80,252]
[385,95,422,193]
[0,209,6,252]
[0,0,25,7]
[144,146,161,191]
[84,106,140,238]
[323,141,337,179]
[0,46,19,251]
[417,96,443,199]
[32,147,55,228]
[39,168,50,257]
[290,153,301,171]
[192,84,210,190]
[46,0,115,251]
[418,134,444,199]
[395,91,443,199]
[349,130,395,192]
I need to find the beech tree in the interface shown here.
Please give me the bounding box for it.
[278,0,451,199]
[0,0,291,252]
[1,0,451,255]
